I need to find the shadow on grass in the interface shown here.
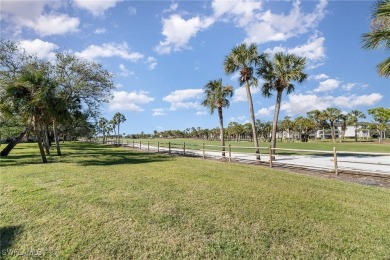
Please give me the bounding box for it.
[76,151,173,166]
[0,225,23,253]
[1,142,173,167]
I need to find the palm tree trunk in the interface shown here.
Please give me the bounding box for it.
[0,126,32,156]
[42,126,50,155]
[117,124,120,144]
[330,121,335,143]
[33,117,47,163]
[53,120,61,156]
[271,91,283,156]
[355,123,358,142]
[218,107,226,157]
[244,81,260,160]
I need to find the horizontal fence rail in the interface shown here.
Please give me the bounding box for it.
[96,139,390,177]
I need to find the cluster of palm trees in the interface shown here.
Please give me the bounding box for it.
[98,112,126,144]
[201,0,389,157]
[0,41,115,162]
[202,43,307,158]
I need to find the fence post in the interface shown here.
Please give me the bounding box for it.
[169,142,171,154]
[183,142,186,155]
[333,147,338,175]
[202,143,205,159]
[157,141,160,152]
[132,140,135,149]
[229,144,231,162]
[147,141,149,151]
[269,145,273,168]
[139,141,142,150]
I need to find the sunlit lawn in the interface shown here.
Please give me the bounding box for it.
[1,142,390,259]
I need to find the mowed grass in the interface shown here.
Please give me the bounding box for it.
[1,142,390,259]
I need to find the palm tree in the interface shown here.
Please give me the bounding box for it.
[113,112,126,143]
[224,43,261,159]
[347,110,366,141]
[201,79,233,157]
[257,52,307,155]
[362,0,390,77]
[322,107,341,143]
[98,117,108,144]
[3,65,53,162]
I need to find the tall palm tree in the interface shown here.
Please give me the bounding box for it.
[362,0,390,77]
[224,43,261,159]
[98,117,108,144]
[322,107,341,143]
[201,79,233,157]
[348,110,366,141]
[113,112,126,143]
[257,52,307,154]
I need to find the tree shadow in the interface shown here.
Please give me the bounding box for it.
[0,225,23,253]
[76,151,173,166]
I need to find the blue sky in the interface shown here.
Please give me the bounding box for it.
[1,0,388,135]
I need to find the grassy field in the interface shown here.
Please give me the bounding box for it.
[1,142,390,259]
[119,138,390,154]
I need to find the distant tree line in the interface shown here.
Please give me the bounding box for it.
[128,107,389,143]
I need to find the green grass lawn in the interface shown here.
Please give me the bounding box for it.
[1,142,390,259]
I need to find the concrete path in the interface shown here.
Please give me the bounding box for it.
[126,144,390,176]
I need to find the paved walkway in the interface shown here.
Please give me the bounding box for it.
[126,144,390,176]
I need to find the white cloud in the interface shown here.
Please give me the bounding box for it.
[163,88,203,110]
[19,39,58,60]
[281,93,383,115]
[264,36,326,69]
[342,83,356,91]
[196,111,207,116]
[26,14,79,36]
[229,115,249,123]
[313,78,340,93]
[1,1,80,36]
[232,86,260,102]
[109,91,155,112]
[155,14,214,54]
[312,73,329,80]
[243,0,327,44]
[118,64,134,77]
[146,56,157,70]
[73,0,119,16]
[76,42,144,61]
[334,93,383,108]
[94,28,106,34]
[163,3,178,13]
[256,107,274,117]
[152,108,166,116]
[212,0,262,27]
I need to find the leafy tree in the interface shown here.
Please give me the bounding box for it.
[307,109,328,141]
[224,43,261,159]
[322,107,342,143]
[294,116,315,142]
[368,107,390,142]
[257,52,307,153]
[362,0,390,77]
[347,110,366,141]
[201,79,233,157]
[227,122,244,142]
[280,116,294,142]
